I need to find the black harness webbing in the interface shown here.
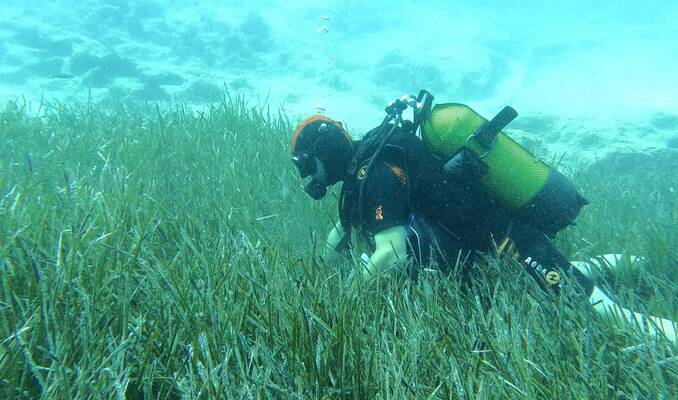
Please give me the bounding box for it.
[335,90,435,254]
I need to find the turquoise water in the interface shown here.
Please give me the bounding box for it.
[1,1,677,157]
[0,0,678,163]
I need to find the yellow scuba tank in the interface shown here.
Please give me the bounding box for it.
[421,102,587,236]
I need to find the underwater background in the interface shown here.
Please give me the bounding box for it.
[1,0,678,162]
[1,1,677,398]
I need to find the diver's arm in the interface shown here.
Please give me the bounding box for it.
[325,223,344,253]
[361,225,408,281]
[323,223,344,262]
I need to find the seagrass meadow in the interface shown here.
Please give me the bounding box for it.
[0,95,676,399]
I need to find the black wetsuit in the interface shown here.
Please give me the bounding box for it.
[338,125,594,296]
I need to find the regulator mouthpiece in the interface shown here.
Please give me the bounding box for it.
[302,157,329,200]
[304,179,327,200]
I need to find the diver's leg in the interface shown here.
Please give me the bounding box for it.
[497,226,593,295]
[505,225,676,344]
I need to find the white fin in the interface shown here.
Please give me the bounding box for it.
[571,254,642,278]
[589,286,676,344]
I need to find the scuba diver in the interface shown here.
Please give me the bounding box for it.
[290,91,677,344]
